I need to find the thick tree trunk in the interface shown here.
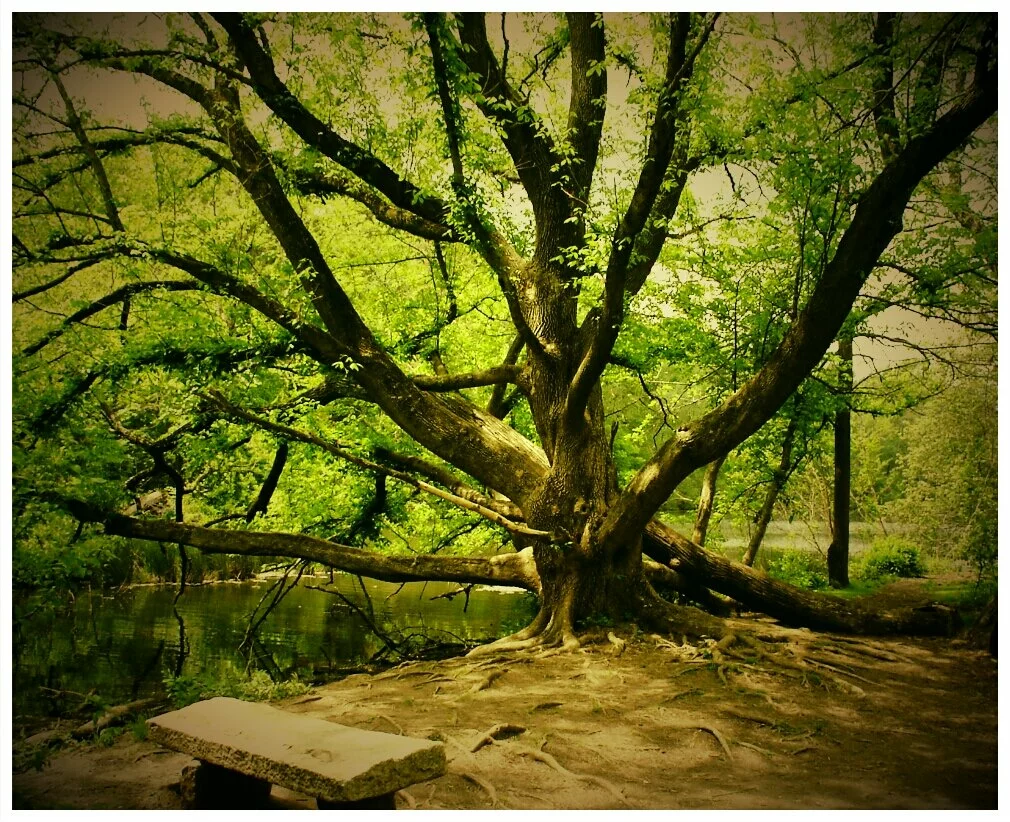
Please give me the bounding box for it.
[644,519,957,635]
[692,455,726,546]
[827,336,853,587]
[742,419,796,567]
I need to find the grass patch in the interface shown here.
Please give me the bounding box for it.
[822,579,889,599]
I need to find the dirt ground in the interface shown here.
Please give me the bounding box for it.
[12,587,998,810]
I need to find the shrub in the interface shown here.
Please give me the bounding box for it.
[858,537,926,581]
[767,551,828,590]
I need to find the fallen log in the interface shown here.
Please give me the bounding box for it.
[644,519,958,636]
[72,697,166,739]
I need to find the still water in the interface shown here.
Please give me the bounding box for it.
[13,575,535,720]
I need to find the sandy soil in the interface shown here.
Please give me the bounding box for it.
[12,590,997,810]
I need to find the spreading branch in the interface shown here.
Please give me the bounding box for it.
[565,14,719,426]
[211,13,449,228]
[598,57,997,547]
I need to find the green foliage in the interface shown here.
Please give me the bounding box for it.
[128,717,149,742]
[163,673,207,709]
[889,363,997,581]
[766,551,828,591]
[13,743,55,774]
[97,726,124,747]
[856,538,926,581]
[163,669,312,709]
[9,13,996,622]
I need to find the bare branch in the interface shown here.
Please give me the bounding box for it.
[289,165,452,241]
[50,72,125,232]
[565,13,607,212]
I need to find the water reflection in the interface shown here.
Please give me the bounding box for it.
[14,575,534,720]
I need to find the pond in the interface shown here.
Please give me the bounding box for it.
[13,575,535,723]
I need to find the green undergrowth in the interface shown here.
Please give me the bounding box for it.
[163,668,313,709]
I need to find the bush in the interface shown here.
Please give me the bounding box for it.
[858,537,926,581]
[767,551,828,590]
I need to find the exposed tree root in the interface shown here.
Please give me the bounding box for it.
[461,581,914,704]
[470,723,526,753]
[722,708,778,727]
[450,767,500,808]
[465,608,552,658]
[606,632,627,656]
[466,604,587,659]
[662,717,734,762]
[470,669,507,693]
[735,740,776,758]
[372,713,404,734]
[517,747,632,807]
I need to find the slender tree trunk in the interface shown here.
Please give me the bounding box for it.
[692,455,726,546]
[742,419,797,567]
[827,336,853,588]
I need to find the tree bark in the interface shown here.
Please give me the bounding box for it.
[827,335,853,587]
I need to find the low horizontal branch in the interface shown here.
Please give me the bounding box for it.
[73,505,542,593]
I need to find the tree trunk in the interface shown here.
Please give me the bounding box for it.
[742,419,797,567]
[827,336,853,587]
[692,455,726,546]
[644,519,957,635]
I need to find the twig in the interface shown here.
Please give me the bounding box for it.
[736,740,776,757]
[805,657,876,685]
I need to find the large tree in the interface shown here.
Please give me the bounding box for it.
[13,12,996,651]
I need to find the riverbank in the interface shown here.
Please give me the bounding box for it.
[13,627,996,810]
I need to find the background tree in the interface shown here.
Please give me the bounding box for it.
[12,12,996,652]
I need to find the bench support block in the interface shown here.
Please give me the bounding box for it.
[316,792,396,810]
[180,760,272,809]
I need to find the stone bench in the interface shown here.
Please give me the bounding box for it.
[147,697,446,809]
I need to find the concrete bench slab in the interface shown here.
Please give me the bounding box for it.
[147,697,445,808]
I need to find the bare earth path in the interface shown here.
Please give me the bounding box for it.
[12,628,996,810]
